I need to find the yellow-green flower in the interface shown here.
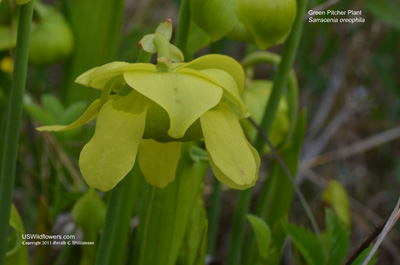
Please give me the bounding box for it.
[38,21,260,192]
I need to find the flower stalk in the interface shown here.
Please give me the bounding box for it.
[227,0,309,263]
[0,1,34,264]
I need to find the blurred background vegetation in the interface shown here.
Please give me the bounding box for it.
[0,0,399,264]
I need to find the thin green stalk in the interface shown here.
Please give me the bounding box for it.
[174,0,190,55]
[94,169,138,265]
[226,0,309,264]
[128,184,152,265]
[206,178,222,255]
[138,186,157,265]
[241,51,299,146]
[0,2,34,264]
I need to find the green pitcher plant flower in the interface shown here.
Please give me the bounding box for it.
[37,20,260,192]
[190,0,297,50]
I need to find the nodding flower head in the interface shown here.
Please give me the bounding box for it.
[38,20,260,192]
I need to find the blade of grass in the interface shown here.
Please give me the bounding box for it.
[0,2,34,264]
[206,178,222,256]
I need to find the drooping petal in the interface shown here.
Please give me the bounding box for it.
[208,139,260,190]
[123,71,223,139]
[138,139,182,188]
[36,99,100,132]
[180,68,249,118]
[76,62,156,89]
[180,54,245,93]
[200,103,260,189]
[79,101,146,192]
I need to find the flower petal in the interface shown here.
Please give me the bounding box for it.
[200,103,260,188]
[189,68,249,118]
[36,99,100,132]
[76,62,156,89]
[180,54,245,93]
[208,139,260,190]
[138,139,182,188]
[123,71,223,139]
[79,101,146,191]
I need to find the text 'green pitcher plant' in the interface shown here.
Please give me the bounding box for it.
[37,19,260,192]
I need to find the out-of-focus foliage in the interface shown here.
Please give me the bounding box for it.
[323,179,351,229]
[6,206,29,265]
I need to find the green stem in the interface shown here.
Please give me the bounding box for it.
[227,188,253,265]
[138,186,157,265]
[226,0,309,264]
[0,2,34,265]
[206,178,222,255]
[174,0,190,56]
[94,169,138,265]
[241,51,299,146]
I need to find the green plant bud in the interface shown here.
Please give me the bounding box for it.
[29,8,74,66]
[236,0,297,50]
[190,0,239,42]
[190,0,297,50]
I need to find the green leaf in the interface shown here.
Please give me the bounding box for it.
[71,189,106,265]
[71,189,106,234]
[246,214,272,264]
[283,222,325,265]
[139,146,208,265]
[24,96,58,125]
[324,209,349,265]
[323,180,351,229]
[189,144,208,162]
[60,101,87,124]
[351,245,377,265]
[6,205,29,265]
[364,0,400,30]
[177,190,208,265]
